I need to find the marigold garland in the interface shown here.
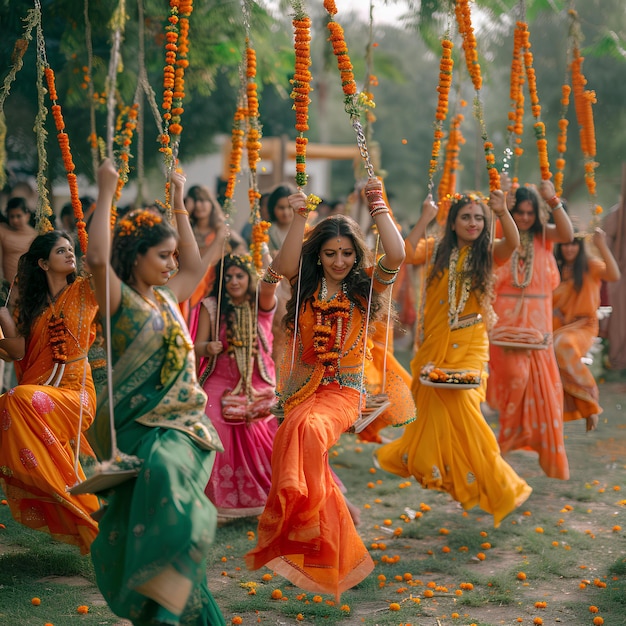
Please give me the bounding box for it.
[455,0,499,191]
[290,3,313,188]
[520,22,551,181]
[111,102,139,226]
[245,37,263,216]
[44,67,88,250]
[553,84,571,196]
[223,101,246,216]
[437,110,466,224]
[250,220,271,272]
[428,37,454,189]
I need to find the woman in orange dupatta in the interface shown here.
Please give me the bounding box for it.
[487,181,574,480]
[553,228,620,431]
[375,192,531,528]
[246,178,405,600]
[0,231,99,553]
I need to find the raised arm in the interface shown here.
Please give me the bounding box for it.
[538,179,574,243]
[592,227,621,282]
[490,189,520,264]
[167,171,229,303]
[405,194,438,251]
[86,158,122,314]
[364,178,405,271]
[257,245,278,312]
[270,190,309,281]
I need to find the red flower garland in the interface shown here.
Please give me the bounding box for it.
[44,67,87,250]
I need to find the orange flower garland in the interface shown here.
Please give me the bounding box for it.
[112,103,139,226]
[437,111,466,224]
[520,22,551,181]
[428,37,454,188]
[454,0,499,191]
[44,67,87,249]
[553,84,571,197]
[250,220,271,273]
[324,1,357,104]
[291,4,313,188]
[224,102,246,216]
[245,38,262,214]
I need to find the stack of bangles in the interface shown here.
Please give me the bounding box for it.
[547,195,564,212]
[262,264,283,284]
[374,255,400,285]
[365,189,390,218]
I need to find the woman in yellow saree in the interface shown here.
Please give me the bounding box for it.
[86,162,227,626]
[553,228,620,431]
[0,231,100,554]
[246,178,406,600]
[375,192,532,528]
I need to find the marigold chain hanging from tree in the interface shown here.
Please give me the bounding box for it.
[455,0,500,191]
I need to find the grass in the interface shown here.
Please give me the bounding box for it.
[1,372,626,625]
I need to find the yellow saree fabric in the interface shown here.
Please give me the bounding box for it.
[0,277,99,553]
[375,246,531,527]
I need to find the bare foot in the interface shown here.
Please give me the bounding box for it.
[344,496,361,527]
[586,414,599,432]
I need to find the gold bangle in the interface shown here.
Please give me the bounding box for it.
[377,255,400,275]
[173,209,189,216]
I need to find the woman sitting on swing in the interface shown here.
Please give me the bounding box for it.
[0,230,100,554]
[86,160,227,626]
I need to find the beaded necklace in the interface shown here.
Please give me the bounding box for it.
[448,246,473,328]
[312,278,351,377]
[511,230,534,289]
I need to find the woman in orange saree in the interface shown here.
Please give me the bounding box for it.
[488,182,574,480]
[246,178,405,600]
[553,229,620,431]
[375,192,531,528]
[0,231,99,554]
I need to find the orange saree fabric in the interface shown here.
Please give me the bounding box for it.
[488,236,569,480]
[246,295,374,600]
[553,259,605,422]
[0,277,100,553]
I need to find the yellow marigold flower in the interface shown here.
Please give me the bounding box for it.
[535,527,544,533]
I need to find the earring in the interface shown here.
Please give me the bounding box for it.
[317,257,321,265]
[354,258,358,265]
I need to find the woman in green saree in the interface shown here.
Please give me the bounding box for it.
[86,159,227,626]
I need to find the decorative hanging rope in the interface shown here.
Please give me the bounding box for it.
[455,0,500,191]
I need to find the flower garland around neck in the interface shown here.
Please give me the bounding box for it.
[448,246,473,328]
[511,230,534,289]
[49,313,68,364]
[44,67,87,249]
[312,278,351,377]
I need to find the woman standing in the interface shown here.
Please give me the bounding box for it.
[86,160,226,626]
[553,228,620,431]
[245,178,405,600]
[375,191,532,527]
[487,181,574,479]
[195,253,279,523]
[0,231,100,553]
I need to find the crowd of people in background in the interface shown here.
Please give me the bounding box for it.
[0,164,624,624]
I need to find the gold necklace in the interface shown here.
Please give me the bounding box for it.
[511,231,534,289]
[448,247,472,328]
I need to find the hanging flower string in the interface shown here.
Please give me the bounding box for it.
[245,38,263,219]
[44,67,87,248]
[571,42,601,221]
[428,37,454,191]
[455,0,500,191]
[170,0,192,141]
[437,109,466,224]
[520,22,551,181]
[503,20,526,184]
[111,102,139,226]
[224,100,246,217]
[553,83,571,197]
[290,2,313,189]
[323,0,375,179]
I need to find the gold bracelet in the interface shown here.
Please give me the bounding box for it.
[377,255,400,274]
[173,209,189,216]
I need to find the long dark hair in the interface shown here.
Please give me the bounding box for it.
[111,209,178,283]
[554,237,587,292]
[283,214,387,330]
[16,231,76,337]
[185,185,222,230]
[511,186,544,235]
[429,195,493,297]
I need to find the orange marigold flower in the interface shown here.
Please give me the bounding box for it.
[312,595,323,603]
[271,589,283,600]
[593,618,604,626]
[77,605,89,614]
[232,617,243,625]
[517,572,527,581]
[533,618,543,625]
[389,602,401,611]
[31,597,41,606]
